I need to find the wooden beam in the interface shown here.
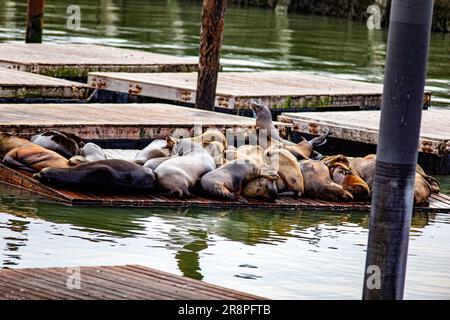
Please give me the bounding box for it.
[26,0,45,43]
[195,0,227,111]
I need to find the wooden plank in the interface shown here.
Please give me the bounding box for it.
[87,71,432,110]
[279,109,450,156]
[0,67,90,100]
[0,103,290,140]
[0,164,448,213]
[0,265,263,300]
[0,43,198,79]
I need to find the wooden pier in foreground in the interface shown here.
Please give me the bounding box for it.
[278,109,450,156]
[0,43,198,80]
[0,67,90,102]
[1,163,449,212]
[0,265,262,300]
[87,71,432,110]
[0,103,284,141]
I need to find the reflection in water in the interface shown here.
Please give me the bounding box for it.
[1,183,449,299]
[0,0,448,105]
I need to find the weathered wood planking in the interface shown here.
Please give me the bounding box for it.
[0,67,90,101]
[0,103,288,140]
[1,164,448,212]
[0,265,263,300]
[0,43,198,80]
[278,109,450,156]
[87,71,432,110]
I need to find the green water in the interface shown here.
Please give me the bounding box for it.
[0,0,449,299]
[0,0,449,105]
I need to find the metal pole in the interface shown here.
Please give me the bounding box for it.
[363,0,434,300]
[26,0,45,43]
[195,0,227,111]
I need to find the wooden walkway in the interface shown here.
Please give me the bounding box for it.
[1,164,449,212]
[0,265,263,300]
[279,109,450,156]
[0,43,198,80]
[0,67,90,101]
[0,103,281,140]
[87,71,432,110]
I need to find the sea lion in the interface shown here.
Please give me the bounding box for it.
[3,144,70,173]
[299,160,353,201]
[68,142,107,166]
[322,154,371,200]
[143,156,170,171]
[252,102,280,141]
[235,145,265,166]
[167,130,228,149]
[34,159,155,192]
[31,131,84,159]
[349,154,376,189]
[134,139,171,165]
[200,159,279,201]
[264,147,304,196]
[0,133,34,158]
[155,140,216,197]
[243,177,278,201]
[68,155,86,166]
[204,141,225,166]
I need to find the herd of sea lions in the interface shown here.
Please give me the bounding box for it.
[0,103,440,204]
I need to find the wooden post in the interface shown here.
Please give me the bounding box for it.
[26,0,45,43]
[195,0,227,111]
[362,0,434,300]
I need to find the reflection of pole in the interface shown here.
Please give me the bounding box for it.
[195,0,227,111]
[363,0,434,300]
[26,0,45,43]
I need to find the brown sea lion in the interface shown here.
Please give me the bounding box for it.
[299,160,353,201]
[134,139,171,165]
[3,144,70,173]
[155,140,216,197]
[243,177,278,201]
[167,130,228,149]
[0,133,34,158]
[322,154,371,200]
[264,147,304,196]
[31,131,84,159]
[200,159,279,201]
[34,159,155,192]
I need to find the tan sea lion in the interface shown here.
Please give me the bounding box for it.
[264,147,304,196]
[322,154,371,200]
[200,159,279,201]
[235,145,265,166]
[34,159,155,192]
[155,140,216,197]
[299,160,353,201]
[243,177,278,201]
[3,144,70,173]
[134,139,171,165]
[167,130,228,149]
[204,141,225,166]
[31,131,84,159]
[0,133,34,158]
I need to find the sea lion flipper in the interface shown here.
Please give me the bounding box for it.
[3,153,36,173]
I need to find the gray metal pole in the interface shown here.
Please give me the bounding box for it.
[363,0,434,300]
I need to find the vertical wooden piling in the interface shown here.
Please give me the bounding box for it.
[26,0,45,43]
[362,0,434,300]
[195,0,227,111]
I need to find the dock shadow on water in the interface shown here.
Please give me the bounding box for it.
[1,184,449,299]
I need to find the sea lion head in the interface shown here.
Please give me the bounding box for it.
[257,163,279,181]
[33,167,67,184]
[243,177,278,202]
[171,139,203,156]
[327,182,354,202]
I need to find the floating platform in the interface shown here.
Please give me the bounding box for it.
[0,103,285,142]
[278,109,450,156]
[0,43,198,81]
[0,264,262,300]
[87,71,432,111]
[0,67,90,102]
[1,164,449,212]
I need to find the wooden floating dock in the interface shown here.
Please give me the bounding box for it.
[0,103,285,141]
[0,67,90,102]
[0,43,198,80]
[0,265,263,300]
[87,71,432,110]
[1,163,449,212]
[278,109,450,156]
